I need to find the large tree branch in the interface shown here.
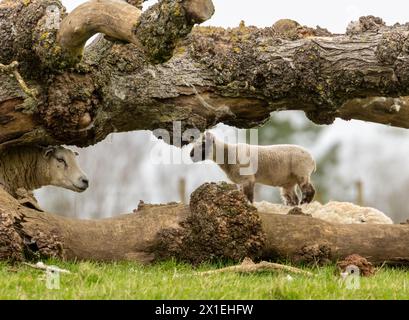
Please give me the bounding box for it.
[41,20,409,146]
[2,3,409,148]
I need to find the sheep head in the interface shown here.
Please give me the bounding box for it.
[42,146,89,193]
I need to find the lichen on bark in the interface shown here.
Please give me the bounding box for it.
[0,0,68,76]
[134,0,213,64]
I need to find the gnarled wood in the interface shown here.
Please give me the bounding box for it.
[55,0,215,66]
[57,0,142,63]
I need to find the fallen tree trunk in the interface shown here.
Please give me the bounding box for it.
[2,1,409,148]
[2,182,409,266]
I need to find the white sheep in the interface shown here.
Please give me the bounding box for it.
[254,200,393,224]
[190,132,316,205]
[0,145,89,198]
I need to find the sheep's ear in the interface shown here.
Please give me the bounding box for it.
[42,146,56,159]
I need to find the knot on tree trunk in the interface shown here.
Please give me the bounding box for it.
[41,73,98,145]
[153,182,266,264]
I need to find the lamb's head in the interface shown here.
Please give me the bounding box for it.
[43,146,89,192]
[190,132,215,163]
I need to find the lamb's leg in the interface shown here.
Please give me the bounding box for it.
[299,182,315,204]
[242,181,255,203]
[280,186,299,206]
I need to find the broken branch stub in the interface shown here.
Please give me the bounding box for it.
[57,0,142,66]
[133,0,215,63]
[184,0,215,24]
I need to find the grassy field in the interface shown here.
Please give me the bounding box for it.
[0,260,408,300]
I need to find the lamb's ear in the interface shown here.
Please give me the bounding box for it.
[42,146,56,159]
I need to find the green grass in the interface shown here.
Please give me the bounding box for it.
[0,260,408,300]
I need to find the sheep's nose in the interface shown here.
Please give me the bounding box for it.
[81,177,89,188]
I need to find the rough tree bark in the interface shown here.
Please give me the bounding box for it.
[2,183,409,266]
[2,1,409,148]
[2,0,409,266]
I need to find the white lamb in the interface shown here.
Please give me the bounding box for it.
[190,132,316,205]
[254,200,393,224]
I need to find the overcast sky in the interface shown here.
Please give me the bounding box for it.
[64,0,409,32]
